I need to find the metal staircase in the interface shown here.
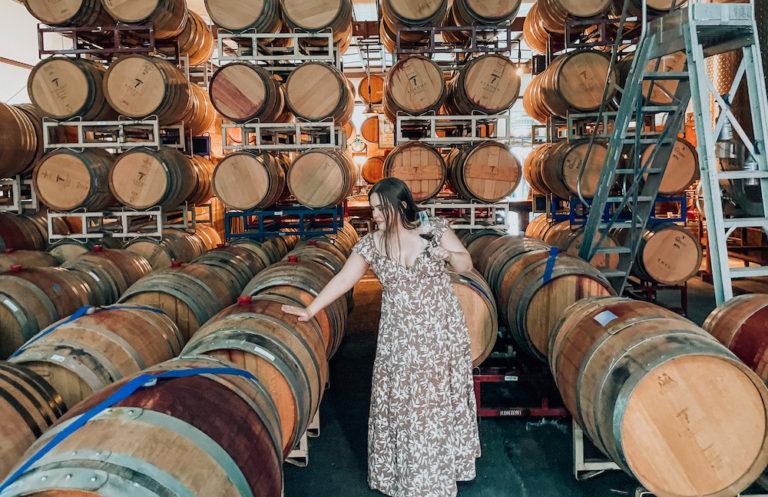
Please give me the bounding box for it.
[579,1,768,302]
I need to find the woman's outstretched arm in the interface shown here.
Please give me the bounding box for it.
[282,252,370,321]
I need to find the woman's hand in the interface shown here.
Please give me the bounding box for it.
[281,304,314,322]
[428,246,451,262]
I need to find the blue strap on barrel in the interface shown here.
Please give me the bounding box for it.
[0,366,258,493]
[9,305,167,360]
[543,246,559,284]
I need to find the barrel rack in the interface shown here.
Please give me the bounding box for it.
[394,113,514,146]
[42,118,185,151]
[0,176,38,214]
[286,411,321,467]
[225,203,346,241]
[216,31,342,72]
[536,194,688,226]
[37,23,159,59]
[418,198,510,231]
[221,120,346,152]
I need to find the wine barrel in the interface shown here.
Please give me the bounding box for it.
[184,83,217,136]
[0,103,39,178]
[62,253,129,306]
[194,246,267,291]
[78,246,152,287]
[125,228,206,270]
[362,156,385,184]
[48,240,115,264]
[529,0,612,37]
[447,54,521,115]
[28,57,113,121]
[360,116,381,143]
[550,297,768,497]
[184,295,329,453]
[231,239,281,268]
[383,142,446,202]
[535,140,609,199]
[103,55,191,124]
[617,51,687,106]
[523,143,555,195]
[479,235,547,292]
[7,355,283,497]
[213,152,288,210]
[110,147,199,209]
[450,270,497,367]
[187,154,215,205]
[285,62,354,124]
[458,229,503,269]
[523,50,617,122]
[524,215,554,240]
[287,150,356,208]
[281,0,353,51]
[0,267,92,357]
[210,62,289,123]
[447,0,520,28]
[0,214,48,252]
[616,223,702,285]
[640,138,699,196]
[705,294,768,380]
[447,141,521,202]
[498,250,615,360]
[0,362,64,480]
[10,305,183,409]
[22,0,110,26]
[380,0,448,51]
[194,224,222,251]
[33,149,116,211]
[204,0,281,34]
[119,263,239,341]
[243,258,348,356]
[384,55,446,122]
[359,74,385,104]
[178,10,215,66]
[0,250,56,273]
[101,0,188,39]
[522,1,564,55]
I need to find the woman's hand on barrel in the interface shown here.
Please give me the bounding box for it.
[281,304,313,322]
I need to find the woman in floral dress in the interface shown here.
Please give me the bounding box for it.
[282,178,481,497]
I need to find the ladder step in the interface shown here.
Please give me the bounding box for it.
[642,72,689,80]
[616,168,663,174]
[598,221,636,229]
[621,138,677,145]
[722,217,768,228]
[640,105,681,113]
[600,269,628,278]
[606,196,654,202]
[594,246,632,254]
[730,266,768,279]
[718,170,768,180]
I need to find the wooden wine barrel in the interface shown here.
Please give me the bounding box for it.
[0,362,64,480]
[184,83,217,136]
[619,223,702,285]
[213,152,287,210]
[450,270,498,367]
[523,50,617,121]
[119,263,239,341]
[287,150,356,208]
[285,63,354,124]
[101,0,188,39]
[187,155,215,205]
[380,0,448,51]
[81,246,153,287]
[209,62,288,123]
[359,75,385,104]
[0,267,92,358]
[522,1,564,55]
[457,229,503,268]
[0,250,56,273]
[362,156,385,184]
[281,0,353,49]
[11,356,283,497]
[384,55,446,122]
[28,57,113,121]
[479,235,548,292]
[617,51,687,106]
[125,228,206,270]
[705,294,768,380]
[10,305,183,409]
[33,149,116,212]
[47,239,116,264]
[383,142,446,202]
[523,215,553,240]
[0,103,40,178]
[447,54,521,115]
[178,10,215,66]
[62,253,129,306]
[641,138,699,195]
[523,144,551,195]
[498,251,614,360]
[361,116,381,143]
[194,246,267,290]
[231,239,279,268]
[447,141,521,202]
[103,55,191,124]
[448,0,520,27]
[0,214,47,252]
[532,0,612,35]
[22,0,110,26]
[184,295,329,453]
[194,224,222,251]
[204,0,281,34]
[550,297,768,497]
[243,258,348,356]
[110,147,198,209]
[539,140,608,199]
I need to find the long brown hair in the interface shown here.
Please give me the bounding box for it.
[369,178,422,259]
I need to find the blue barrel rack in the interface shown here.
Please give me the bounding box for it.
[546,194,688,226]
[225,203,345,240]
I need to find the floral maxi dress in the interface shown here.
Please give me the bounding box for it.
[351,217,481,497]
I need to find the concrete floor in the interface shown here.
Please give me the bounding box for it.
[284,274,744,497]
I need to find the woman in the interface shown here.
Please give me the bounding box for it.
[282,178,481,497]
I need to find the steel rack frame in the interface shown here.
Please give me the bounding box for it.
[418,198,510,231]
[394,25,517,58]
[221,120,345,152]
[216,31,341,70]
[37,23,157,59]
[0,176,38,214]
[43,118,185,152]
[286,411,320,468]
[395,113,513,146]
[225,204,346,241]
